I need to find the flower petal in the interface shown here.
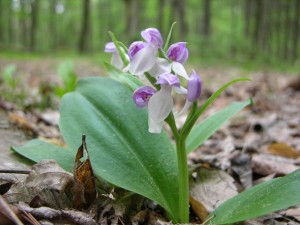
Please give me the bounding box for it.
[172,62,189,80]
[148,58,172,77]
[187,70,202,102]
[148,117,164,133]
[111,52,124,70]
[156,73,180,87]
[132,86,156,108]
[129,44,157,77]
[141,28,163,48]
[104,42,116,52]
[148,85,173,125]
[167,42,189,64]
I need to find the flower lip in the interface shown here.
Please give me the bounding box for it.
[141,28,163,48]
[187,70,202,102]
[104,42,116,53]
[132,86,156,108]
[167,42,189,64]
[128,41,147,60]
[156,73,180,88]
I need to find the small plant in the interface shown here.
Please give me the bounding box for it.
[14,25,300,224]
[55,60,77,98]
[1,64,26,106]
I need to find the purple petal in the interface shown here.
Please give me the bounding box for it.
[132,86,156,108]
[167,42,189,64]
[128,41,147,60]
[141,28,163,48]
[156,73,180,88]
[104,42,116,53]
[187,70,202,102]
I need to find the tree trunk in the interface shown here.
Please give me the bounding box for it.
[157,0,166,34]
[291,0,300,60]
[49,0,57,49]
[203,0,211,36]
[171,0,187,39]
[78,0,91,53]
[20,0,28,49]
[244,0,252,36]
[29,0,38,51]
[123,0,140,41]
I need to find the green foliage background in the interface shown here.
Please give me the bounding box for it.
[0,0,299,71]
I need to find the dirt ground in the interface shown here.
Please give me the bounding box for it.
[0,58,300,224]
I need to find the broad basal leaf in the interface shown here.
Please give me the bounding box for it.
[186,99,251,153]
[13,139,74,172]
[59,77,179,221]
[209,168,300,224]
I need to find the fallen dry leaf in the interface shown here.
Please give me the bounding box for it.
[4,160,74,209]
[252,154,300,176]
[189,166,238,222]
[268,142,300,159]
[73,135,97,209]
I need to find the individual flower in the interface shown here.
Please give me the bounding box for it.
[132,86,156,108]
[141,28,163,48]
[104,42,126,70]
[166,42,190,80]
[187,70,202,102]
[167,42,189,64]
[129,28,168,77]
[147,73,180,133]
[175,71,202,117]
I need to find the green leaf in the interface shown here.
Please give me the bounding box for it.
[181,77,251,138]
[59,77,179,221]
[12,139,74,172]
[104,62,143,91]
[210,168,300,224]
[186,99,251,153]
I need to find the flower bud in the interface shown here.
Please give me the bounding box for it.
[104,42,116,52]
[167,42,189,64]
[132,86,156,108]
[141,28,163,48]
[187,71,202,102]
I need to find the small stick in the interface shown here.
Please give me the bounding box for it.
[0,195,24,225]
[0,170,31,174]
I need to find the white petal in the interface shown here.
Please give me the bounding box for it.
[148,58,172,77]
[172,61,189,79]
[148,85,173,124]
[111,52,124,70]
[174,99,192,118]
[173,86,187,94]
[148,117,163,133]
[129,44,157,77]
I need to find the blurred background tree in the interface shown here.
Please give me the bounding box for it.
[0,0,299,68]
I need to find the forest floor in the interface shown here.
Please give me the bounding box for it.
[0,58,300,225]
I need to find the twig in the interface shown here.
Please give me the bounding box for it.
[21,211,41,225]
[0,195,24,225]
[0,170,31,174]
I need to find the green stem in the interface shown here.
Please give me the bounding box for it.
[165,113,189,223]
[176,138,189,223]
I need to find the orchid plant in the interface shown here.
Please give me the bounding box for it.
[104,26,248,222]
[14,24,300,225]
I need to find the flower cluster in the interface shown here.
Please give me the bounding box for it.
[105,28,202,133]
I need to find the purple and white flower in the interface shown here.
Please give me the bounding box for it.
[132,86,156,108]
[147,73,180,133]
[104,42,126,70]
[167,42,189,64]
